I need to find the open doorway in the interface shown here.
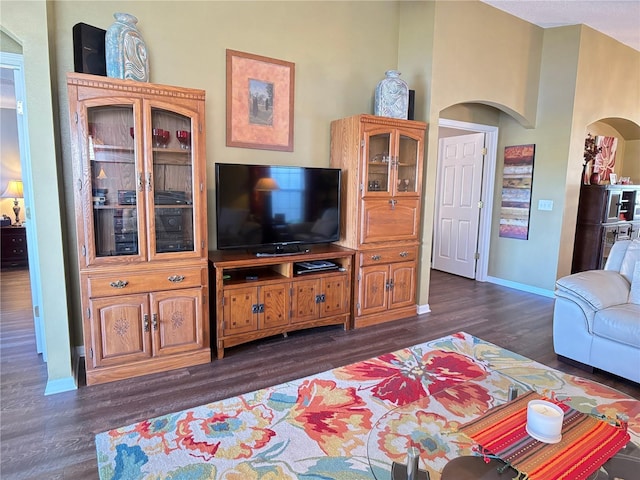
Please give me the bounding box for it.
[1,52,46,359]
[432,118,498,281]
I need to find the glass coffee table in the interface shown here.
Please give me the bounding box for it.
[367,371,639,480]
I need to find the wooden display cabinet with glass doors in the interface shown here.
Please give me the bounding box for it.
[67,73,210,385]
[330,114,427,328]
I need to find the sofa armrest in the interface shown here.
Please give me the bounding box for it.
[555,270,630,311]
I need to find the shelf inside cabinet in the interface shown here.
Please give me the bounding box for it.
[94,144,134,152]
[94,205,136,210]
[152,147,190,155]
[222,266,288,286]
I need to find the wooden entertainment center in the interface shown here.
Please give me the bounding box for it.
[209,244,354,359]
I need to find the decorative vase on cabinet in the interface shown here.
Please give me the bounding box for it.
[66,72,209,385]
[330,114,427,328]
[105,12,149,82]
[374,70,409,119]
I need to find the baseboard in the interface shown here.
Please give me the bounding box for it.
[45,376,77,395]
[417,303,431,315]
[485,276,554,298]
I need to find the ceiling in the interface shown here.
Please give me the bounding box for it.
[481,0,640,52]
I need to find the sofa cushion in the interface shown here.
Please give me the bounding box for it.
[593,304,640,349]
[555,270,630,310]
[630,261,640,305]
[620,239,640,283]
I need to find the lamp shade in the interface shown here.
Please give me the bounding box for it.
[254,177,280,192]
[2,180,23,199]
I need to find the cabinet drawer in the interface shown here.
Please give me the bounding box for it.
[87,268,203,298]
[360,246,418,266]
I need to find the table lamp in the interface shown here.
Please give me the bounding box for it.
[2,180,24,225]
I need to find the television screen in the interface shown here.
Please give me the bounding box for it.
[215,163,341,252]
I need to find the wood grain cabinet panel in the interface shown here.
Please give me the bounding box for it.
[210,245,354,359]
[68,73,210,385]
[330,114,427,328]
[152,288,204,356]
[88,294,150,369]
[361,198,420,244]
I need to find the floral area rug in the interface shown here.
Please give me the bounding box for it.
[96,332,640,480]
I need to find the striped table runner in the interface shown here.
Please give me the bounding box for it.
[459,390,630,480]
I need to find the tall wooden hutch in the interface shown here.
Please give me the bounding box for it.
[67,73,210,385]
[572,184,640,273]
[330,114,427,328]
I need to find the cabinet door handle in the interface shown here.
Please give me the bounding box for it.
[144,314,150,332]
[109,280,129,289]
[147,172,153,192]
[137,172,144,191]
[389,199,397,209]
[252,304,259,314]
[152,313,158,330]
[168,275,185,283]
[371,254,381,261]
[399,251,409,258]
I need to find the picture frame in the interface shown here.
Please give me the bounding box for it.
[226,49,295,152]
[499,144,535,240]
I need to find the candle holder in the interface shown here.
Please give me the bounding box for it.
[526,400,564,443]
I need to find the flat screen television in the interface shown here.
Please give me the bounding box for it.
[215,163,342,254]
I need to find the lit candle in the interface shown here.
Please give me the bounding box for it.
[526,400,564,443]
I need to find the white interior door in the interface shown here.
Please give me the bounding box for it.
[433,132,485,278]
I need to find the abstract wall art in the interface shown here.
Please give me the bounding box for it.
[499,144,535,240]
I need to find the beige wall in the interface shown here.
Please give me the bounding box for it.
[486,26,581,290]
[420,0,546,302]
[557,26,640,278]
[622,140,640,180]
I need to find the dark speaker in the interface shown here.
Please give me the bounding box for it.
[408,89,415,121]
[73,23,107,76]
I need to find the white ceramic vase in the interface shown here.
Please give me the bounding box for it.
[105,12,149,82]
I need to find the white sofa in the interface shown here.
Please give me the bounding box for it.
[553,239,640,383]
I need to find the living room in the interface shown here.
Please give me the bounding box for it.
[2,0,639,412]
[1,1,639,478]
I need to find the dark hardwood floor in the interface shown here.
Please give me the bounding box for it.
[1,267,638,479]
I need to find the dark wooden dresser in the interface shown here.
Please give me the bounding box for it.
[572,184,640,273]
[1,226,28,268]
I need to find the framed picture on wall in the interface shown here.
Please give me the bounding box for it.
[499,144,535,240]
[226,49,295,152]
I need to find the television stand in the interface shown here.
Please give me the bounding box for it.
[254,245,309,257]
[209,244,355,359]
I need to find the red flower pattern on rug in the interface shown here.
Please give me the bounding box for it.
[335,348,488,407]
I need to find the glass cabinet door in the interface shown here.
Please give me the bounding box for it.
[606,190,622,222]
[87,104,143,260]
[396,133,419,194]
[150,107,195,255]
[366,131,392,194]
